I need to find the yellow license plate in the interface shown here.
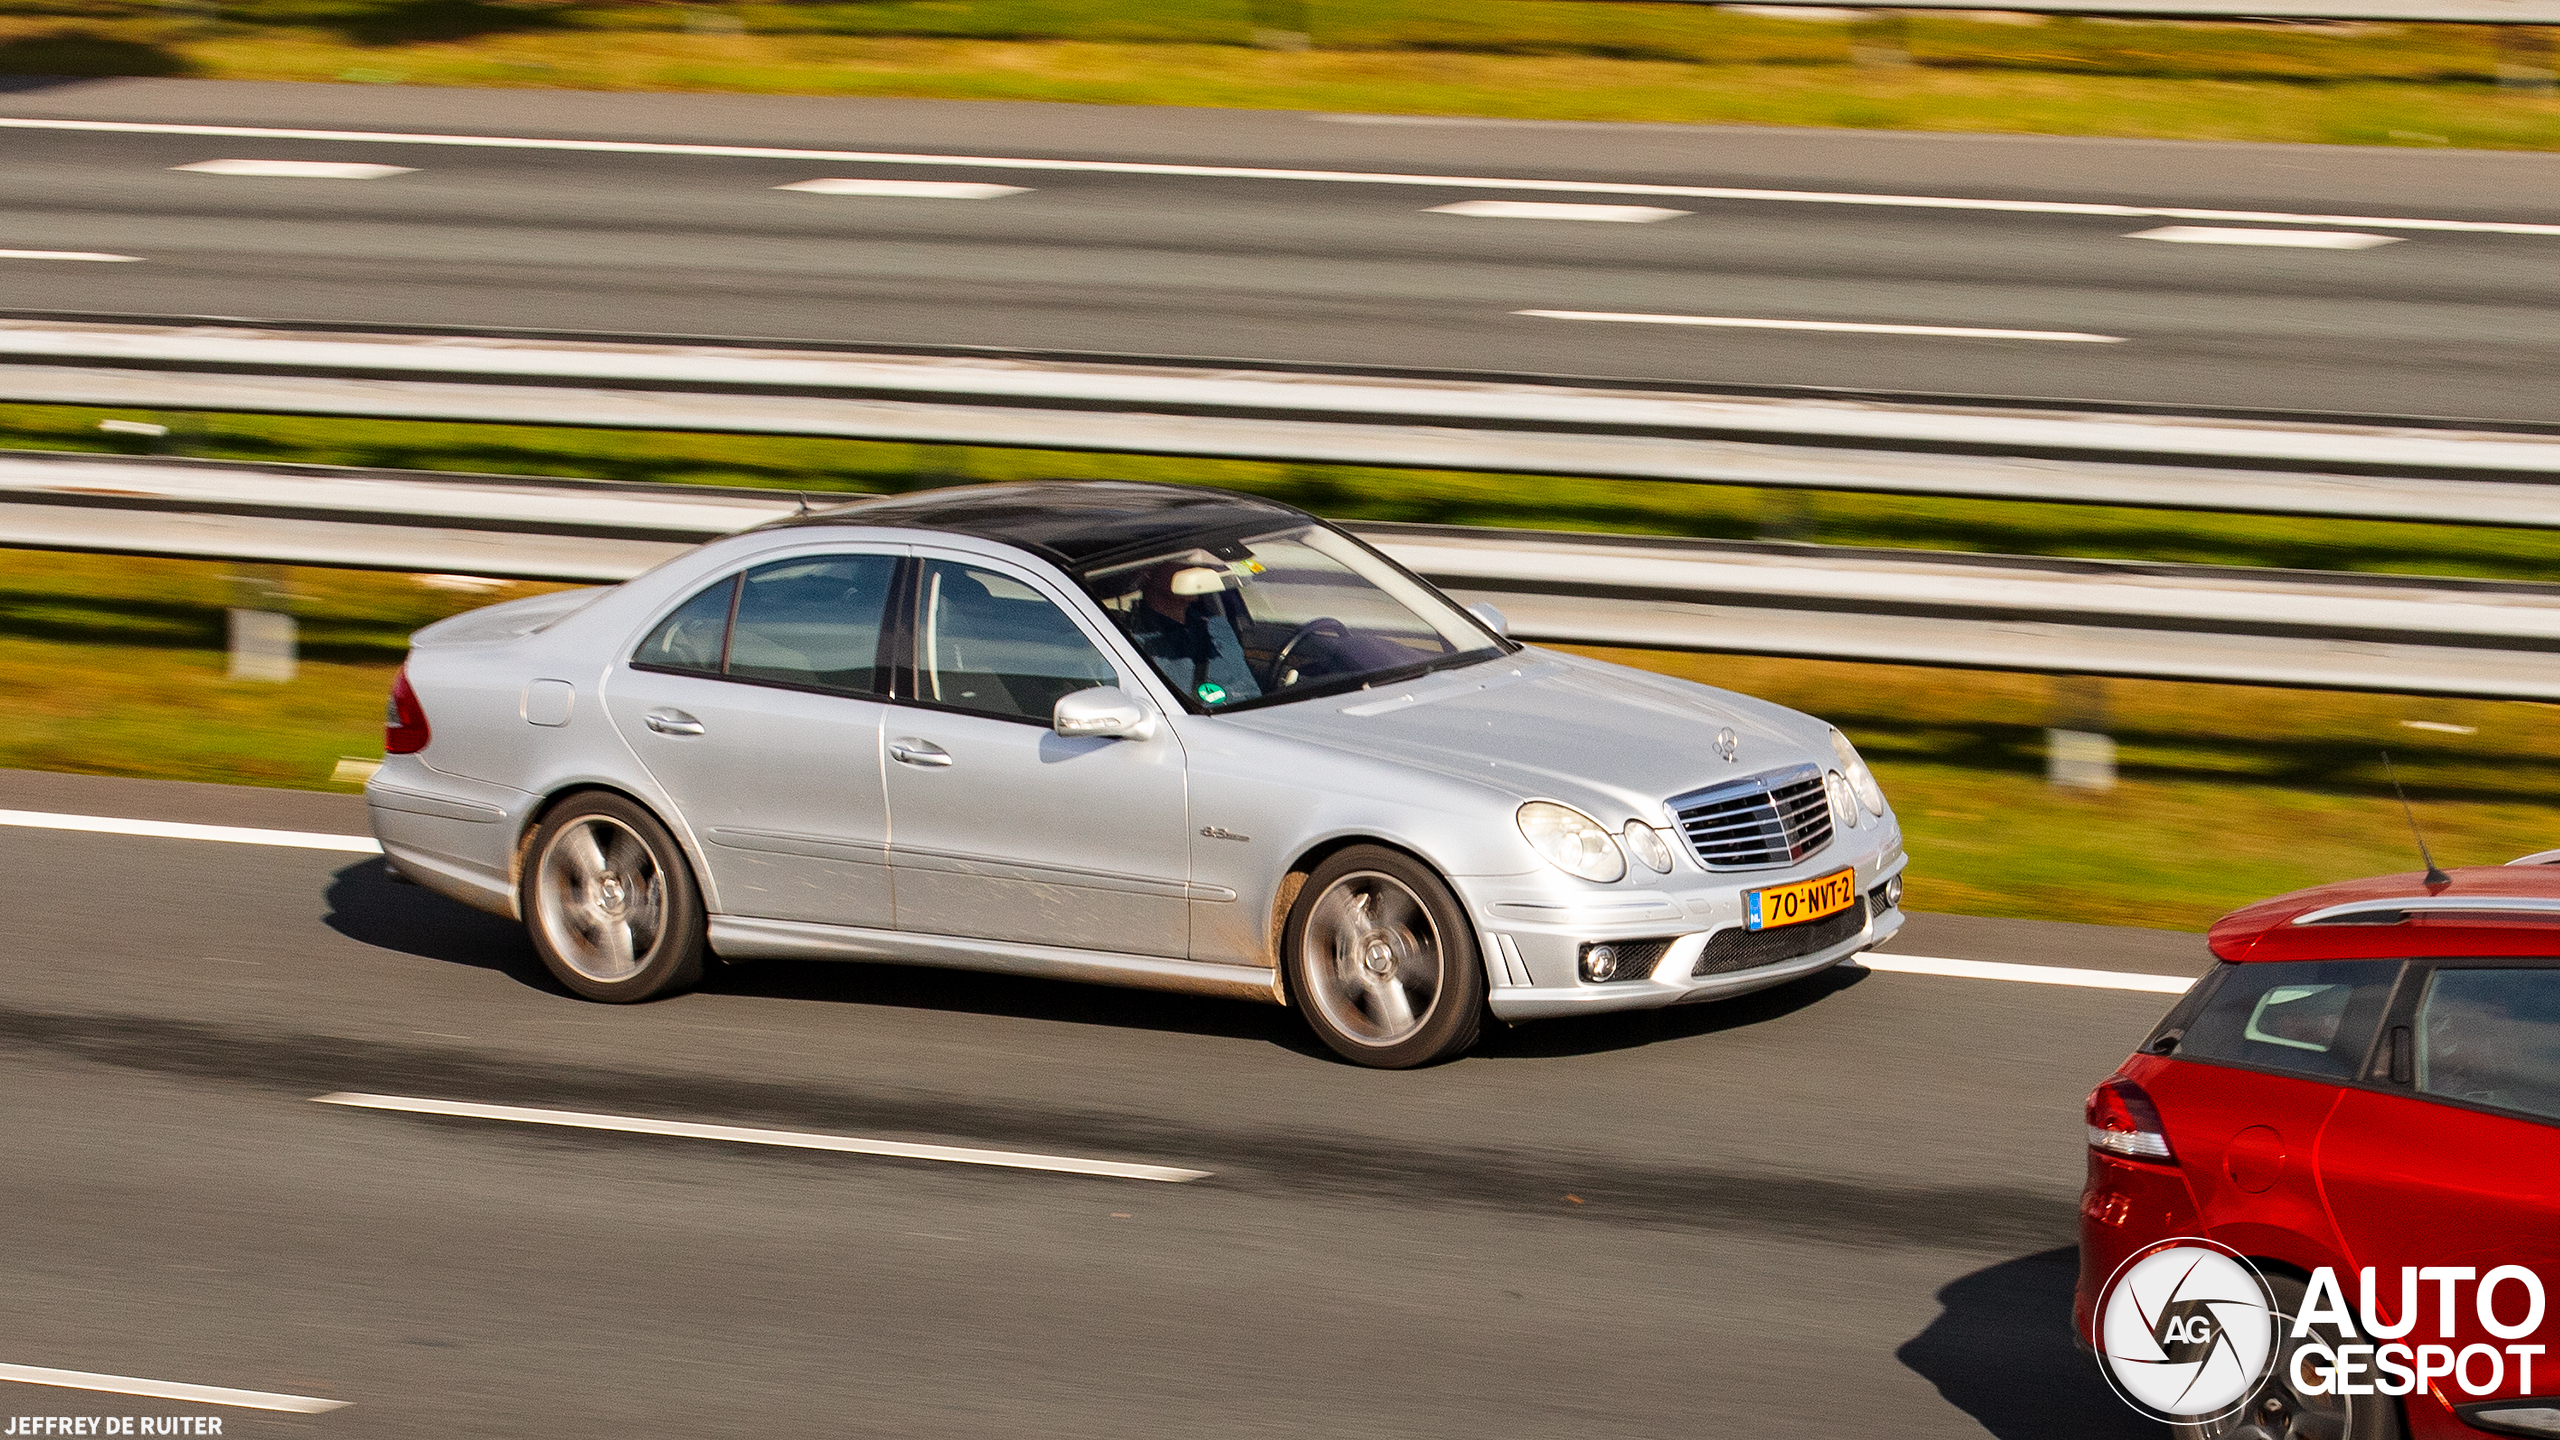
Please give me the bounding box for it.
[1745,869,1857,931]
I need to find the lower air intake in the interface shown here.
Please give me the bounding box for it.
[1691,900,1869,978]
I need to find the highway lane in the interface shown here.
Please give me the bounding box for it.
[0,81,2556,421]
[0,769,2201,1437]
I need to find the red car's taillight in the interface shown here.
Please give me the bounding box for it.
[2086,1077,2174,1163]
[385,664,431,755]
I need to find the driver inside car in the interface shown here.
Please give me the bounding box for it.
[1123,559,1263,707]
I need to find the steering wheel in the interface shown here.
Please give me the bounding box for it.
[1271,617,1350,690]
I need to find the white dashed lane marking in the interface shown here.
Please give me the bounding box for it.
[0,1362,348,1413]
[313,1093,1215,1182]
[0,249,139,261]
[1516,309,2126,343]
[777,177,1030,199]
[2129,225,2401,249]
[10,117,2552,235]
[1428,200,1689,223]
[173,159,417,179]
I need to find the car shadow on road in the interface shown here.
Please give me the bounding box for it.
[1473,963,1868,1059]
[1899,1246,2158,1440]
[323,860,1866,1063]
[321,858,1335,1053]
[322,858,553,989]
[706,955,1339,1058]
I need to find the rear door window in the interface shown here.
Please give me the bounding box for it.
[2177,959,2400,1080]
[632,555,898,697]
[726,556,898,696]
[2419,968,2560,1123]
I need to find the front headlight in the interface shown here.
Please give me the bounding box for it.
[1622,820,1675,873]
[1518,802,1626,883]
[1824,770,1861,831]
[1829,728,1887,817]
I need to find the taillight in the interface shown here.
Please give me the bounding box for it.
[2086,1077,2174,1163]
[385,664,431,755]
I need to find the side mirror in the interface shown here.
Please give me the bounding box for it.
[1054,686,1156,741]
[1466,601,1509,639]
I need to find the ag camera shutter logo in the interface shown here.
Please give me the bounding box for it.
[2096,1239,2279,1423]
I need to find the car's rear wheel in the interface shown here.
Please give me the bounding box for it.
[522,792,707,1003]
[1283,846,1484,1068]
[2175,1271,2400,1440]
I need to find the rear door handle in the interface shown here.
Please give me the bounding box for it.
[644,709,704,736]
[889,737,953,767]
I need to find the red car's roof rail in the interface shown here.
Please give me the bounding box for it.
[2291,894,2560,926]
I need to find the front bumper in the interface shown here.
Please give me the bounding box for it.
[1468,829,1908,1023]
[1482,905,1902,1021]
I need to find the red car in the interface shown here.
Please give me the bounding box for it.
[2078,862,2560,1440]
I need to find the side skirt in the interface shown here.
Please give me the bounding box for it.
[707,916,1287,1006]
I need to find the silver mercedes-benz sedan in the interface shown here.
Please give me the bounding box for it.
[368,481,1907,1067]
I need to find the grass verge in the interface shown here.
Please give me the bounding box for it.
[2,1,2555,150]
[4,548,2551,930]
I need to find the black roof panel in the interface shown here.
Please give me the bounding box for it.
[759,481,1310,570]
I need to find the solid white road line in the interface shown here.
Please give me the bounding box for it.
[778,178,1029,199]
[312,1093,1214,1182]
[1428,200,1689,223]
[2129,225,2401,249]
[0,809,380,853]
[0,249,139,262]
[10,117,2556,237]
[1517,309,2125,343]
[1856,953,2194,994]
[0,1362,348,1413]
[173,158,416,179]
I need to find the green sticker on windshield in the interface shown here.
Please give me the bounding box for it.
[1196,682,1228,705]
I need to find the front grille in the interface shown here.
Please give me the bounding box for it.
[1691,899,1868,978]
[1670,765,1835,872]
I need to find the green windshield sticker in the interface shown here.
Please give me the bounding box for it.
[1196,682,1228,705]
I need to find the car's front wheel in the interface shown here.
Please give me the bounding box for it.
[1283,846,1485,1068]
[522,792,707,1003]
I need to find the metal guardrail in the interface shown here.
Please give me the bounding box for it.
[6,451,2557,701]
[7,320,2560,529]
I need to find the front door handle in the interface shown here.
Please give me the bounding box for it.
[889,737,953,767]
[644,709,704,736]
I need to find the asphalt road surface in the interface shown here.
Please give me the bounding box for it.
[0,768,2209,1438]
[0,79,2556,422]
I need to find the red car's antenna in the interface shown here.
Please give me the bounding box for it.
[2382,752,2452,888]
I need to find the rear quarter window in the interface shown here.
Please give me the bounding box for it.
[2176,959,2401,1081]
[2420,968,2560,1124]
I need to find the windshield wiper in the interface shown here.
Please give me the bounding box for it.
[1217,648,1503,713]
[1358,648,1501,691]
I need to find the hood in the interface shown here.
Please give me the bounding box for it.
[1223,648,1832,823]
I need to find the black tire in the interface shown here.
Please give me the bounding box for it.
[520,792,708,1003]
[1282,845,1486,1068]
[2174,1270,2402,1440]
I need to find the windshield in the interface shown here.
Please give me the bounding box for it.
[1082,525,1504,711]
